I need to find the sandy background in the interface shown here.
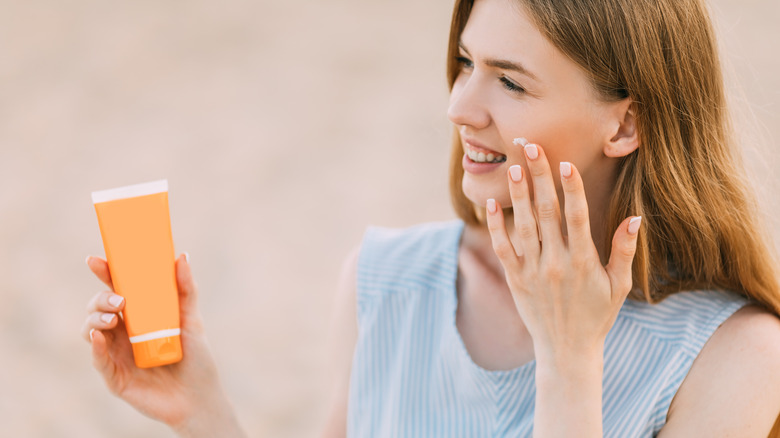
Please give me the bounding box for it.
[0,0,778,436]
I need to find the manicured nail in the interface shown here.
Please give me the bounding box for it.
[560,162,572,178]
[100,313,115,324]
[628,216,643,235]
[89,328,95,342]
[524,144,538,160]
[85,256,91,265]
[513,137,528,147]
[509,165,523,182]
[184,252,190,264]
[108,295,124,308]
[486,198,497,214]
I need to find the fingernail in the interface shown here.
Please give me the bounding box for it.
[89,328,95,342]
[513,137,528,147]
[108,295,124,308]
[509,165,523,182]
[524,144,538,160]
[560,162,572,178]
[183,252,190,264]
[487,198,497,214]
[100,313,115,324]
[85,256,91,265]
[628,216,643,235]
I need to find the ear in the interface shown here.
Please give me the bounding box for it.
[603,99,639,158]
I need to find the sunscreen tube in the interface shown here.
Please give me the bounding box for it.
[92,180,183,368]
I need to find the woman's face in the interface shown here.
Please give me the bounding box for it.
[448,0,621,209]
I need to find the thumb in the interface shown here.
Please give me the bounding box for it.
[605,216,642,300]
[175,253,202,325]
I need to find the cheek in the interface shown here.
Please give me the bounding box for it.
[499,102,603,168]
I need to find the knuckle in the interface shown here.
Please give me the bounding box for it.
[86,294,100,312]
[492,240,515,259]
[619,240,637,258]
[566,207,590,228]
[487,219,502,233]
[536,200,558,220]
[570,253,590,270]
[510,186,527,202]
[529,163,547,177]
[517,222,538,240]
[563,176,583,193]
[542,263,563,280]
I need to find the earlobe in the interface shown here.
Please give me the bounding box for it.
[604,101,640,158]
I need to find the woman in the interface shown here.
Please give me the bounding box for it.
[82,0,780,436]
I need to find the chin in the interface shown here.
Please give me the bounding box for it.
[462,177,510,209]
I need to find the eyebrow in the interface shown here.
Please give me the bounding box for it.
[458,41,539,82]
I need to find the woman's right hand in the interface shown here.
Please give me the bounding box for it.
[81,254,246,437]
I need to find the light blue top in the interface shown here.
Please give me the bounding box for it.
[347,220,752,437]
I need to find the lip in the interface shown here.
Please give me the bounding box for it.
[461,136,508,175]
[463,153,506,174]
[462,137,505,156]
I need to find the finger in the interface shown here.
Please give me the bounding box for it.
[176,253,204,330]
[523,143,564,249]
[81,311,120,342]
[507,164,540,260]
[605,216,642,300]
[85,290,125,314]
[486,199,522,272]
[90,329,119,385]
[86,256,114,291]
[559,162,594,254]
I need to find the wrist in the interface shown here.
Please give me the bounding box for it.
[534,344,604,380]
[171,392,246,438]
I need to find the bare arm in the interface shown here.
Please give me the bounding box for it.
[658,305,780,437]
[319,247,360,438]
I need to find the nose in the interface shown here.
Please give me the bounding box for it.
[447,75,491,130]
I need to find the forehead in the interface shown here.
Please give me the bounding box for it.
[460,0,591,92]
[460,0,552,63]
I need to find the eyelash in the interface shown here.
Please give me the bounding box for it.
[455,56,526,95]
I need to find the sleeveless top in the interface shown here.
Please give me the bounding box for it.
[346,220,752,438]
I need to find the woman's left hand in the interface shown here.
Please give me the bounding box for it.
[485,142,641,367]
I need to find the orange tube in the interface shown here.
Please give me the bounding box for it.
[91,180,182,368]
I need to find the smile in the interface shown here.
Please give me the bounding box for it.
[464,142,507,164]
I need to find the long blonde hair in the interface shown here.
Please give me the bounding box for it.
[446,0,780,318]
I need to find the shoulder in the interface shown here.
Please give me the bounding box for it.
[360,220,464,258]
[357,220,464,292]
[660,304,780,437]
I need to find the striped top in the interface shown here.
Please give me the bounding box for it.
[347,220,752,437]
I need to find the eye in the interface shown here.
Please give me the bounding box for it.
[500,76,525,94]
[456,56,473,70]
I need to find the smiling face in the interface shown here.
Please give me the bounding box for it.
[448,0,624,210]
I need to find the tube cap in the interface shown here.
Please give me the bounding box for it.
[131,334,183,368]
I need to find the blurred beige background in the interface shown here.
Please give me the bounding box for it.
[0,0,778,437]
